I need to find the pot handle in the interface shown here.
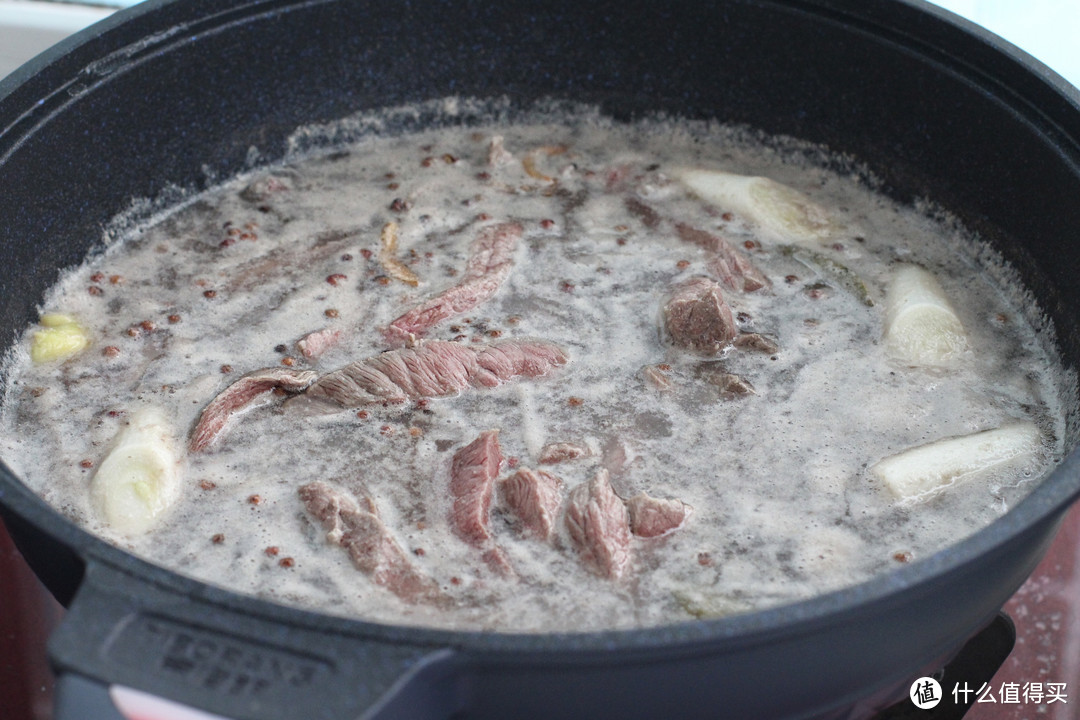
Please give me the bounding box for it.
[48,562,465,720]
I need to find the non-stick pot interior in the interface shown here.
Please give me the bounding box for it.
[3,0,1080,610]
[2,2,1080,718]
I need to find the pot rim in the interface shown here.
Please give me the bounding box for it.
[1,0,1079,655]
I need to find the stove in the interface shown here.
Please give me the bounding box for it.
[877,613,1015,720]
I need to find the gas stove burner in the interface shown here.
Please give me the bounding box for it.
[877,612,1016,719]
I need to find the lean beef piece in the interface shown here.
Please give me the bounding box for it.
[501,467,563,540]
[664,277,738,355]
[626,492,692,538]
[449,430,504,546]
[189,367,318,452]
[733,332,779,355]
[296,327,342,360]
[565,469,632,580]
[300,339,567,409]
[538,442,591,465]
[299,481,440,604]
[703,370,756,399]
[387,222,522,343]
[675,222,770,293]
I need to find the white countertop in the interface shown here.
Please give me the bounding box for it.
[931,0,1080,89]
[0,0,114,79]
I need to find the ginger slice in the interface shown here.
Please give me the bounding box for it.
[378,221,420,286]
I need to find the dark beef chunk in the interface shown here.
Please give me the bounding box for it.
[664,277,738,355]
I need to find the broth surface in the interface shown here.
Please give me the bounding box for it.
[1,103,1072,631]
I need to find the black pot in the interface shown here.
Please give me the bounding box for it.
[2,1,1079,718]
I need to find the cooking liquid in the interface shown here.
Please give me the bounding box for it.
[0,102,1073,632]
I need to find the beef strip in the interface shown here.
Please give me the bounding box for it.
[538,442,591,464]
[600,436,637,479]
[298,481,440,604]
[226,228,362,293]
[301,339,567,410]
[386,222,522,343]
[449,430,504,546]
[298,479,351,544]
[707,255,769,294]
[624,196,768,292]
[564,469,632,580]
[366,341,476,400]
[501,467,563,540]
[474,340,569,382]
[664,277,738,355]
[189,367,318,452]
[675,222,770,293]
[386,274,504,344]
[464,220,519,278]
[626,492,692,538]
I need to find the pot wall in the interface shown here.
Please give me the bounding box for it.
[2,1,1080,718]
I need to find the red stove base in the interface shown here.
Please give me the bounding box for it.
[0,519,63,720]
[3,503,1078,720]
[967,502,1080,720]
